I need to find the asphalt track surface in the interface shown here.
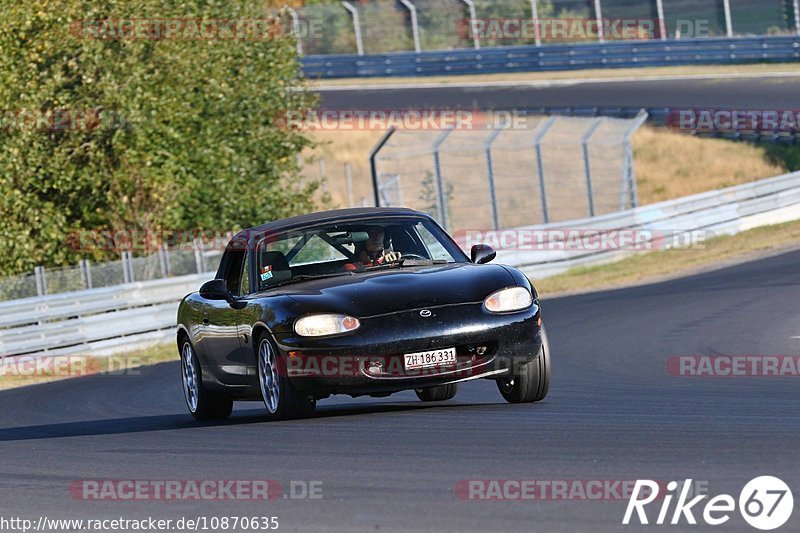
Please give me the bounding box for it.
[317,75,800,111]
[1,249,799,532]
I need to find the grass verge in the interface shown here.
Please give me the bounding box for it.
[633,127,785,204]
[534,218,800,297]
[0,342,177,391]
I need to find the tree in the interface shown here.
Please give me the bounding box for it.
[418,170,454,222]
[0,0,319,276]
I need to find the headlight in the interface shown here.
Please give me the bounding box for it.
[294,314,361,337]
[483,287,533,313]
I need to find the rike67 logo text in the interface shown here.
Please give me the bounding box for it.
[623,477,793,530]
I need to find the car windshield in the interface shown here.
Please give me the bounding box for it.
[254,218,466,291]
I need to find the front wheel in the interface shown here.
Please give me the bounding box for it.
[497,329,550,403]
[258,337,316,420]
[415,383,458,402]
[180,341,233,421]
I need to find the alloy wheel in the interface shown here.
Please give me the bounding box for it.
[181,342,199,413]
[259,340,281,413]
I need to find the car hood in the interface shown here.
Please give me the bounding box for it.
[265,263,516,318]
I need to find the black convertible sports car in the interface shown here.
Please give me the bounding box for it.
[176,207,550,420]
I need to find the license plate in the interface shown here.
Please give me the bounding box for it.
[404,347,457,370]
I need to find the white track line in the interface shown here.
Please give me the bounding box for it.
[311,71,800,92]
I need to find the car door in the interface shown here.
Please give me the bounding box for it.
[197,241,249,385]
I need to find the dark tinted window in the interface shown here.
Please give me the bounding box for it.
[221,242,247,296]
[239,249,251,296]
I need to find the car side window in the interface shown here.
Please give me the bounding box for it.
[239,249,251,296]
[223,243,247,296]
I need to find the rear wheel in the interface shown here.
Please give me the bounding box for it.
[415,383,458,402]
[180,341,233,421]
[257,337,316,420]
[497,329,550,403]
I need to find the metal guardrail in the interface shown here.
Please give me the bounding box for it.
[301,36,800,78]
[3,169,800,356]
[0,273,211,357]
[494,170,800,279]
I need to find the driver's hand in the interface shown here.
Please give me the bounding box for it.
[381,251,402,263]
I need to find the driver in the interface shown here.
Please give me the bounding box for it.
[352,227,402,267]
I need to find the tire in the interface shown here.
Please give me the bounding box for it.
[497,328,550,403]
[415,383,458,402]
[257,336,316,420]
[180,340,233,421]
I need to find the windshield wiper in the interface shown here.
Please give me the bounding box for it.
[364,258,448,271]
[266,272,353,289]
[401,258,448,266]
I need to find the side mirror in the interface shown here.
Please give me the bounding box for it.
[471,244,496,264]
[199,279,234,302]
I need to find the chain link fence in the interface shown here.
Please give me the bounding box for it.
[292,0,797,55]
[371,112,648,233]
[300,155,373,210]
[0,245,223,302]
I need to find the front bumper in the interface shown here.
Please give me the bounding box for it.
[273,302,543,396]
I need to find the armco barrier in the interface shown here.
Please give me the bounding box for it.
[0,273,211,357]
[3,170,800,357]
[301,36,800,79]
[496,170,800,279]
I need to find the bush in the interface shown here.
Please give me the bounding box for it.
[0,0,318,276]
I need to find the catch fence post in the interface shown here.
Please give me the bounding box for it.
[533,116,557,224]
[581,118,605,218]
[432,128,455,230]
[341,1,365,55]
[484,127,504,230]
